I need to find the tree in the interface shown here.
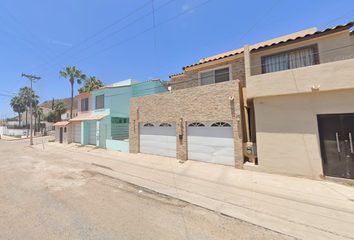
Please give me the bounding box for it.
[33,105,38,132]
[52,98,54,110]
[33,105,43,132]
[53,101,68,122]
[44,111,57,123]
[19,86,39,128]
[10,96,26,126]
[37,107,43,131]
[59,66,86,119]
[78,76,103,94]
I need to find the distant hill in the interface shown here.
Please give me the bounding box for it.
[40,97,78,111]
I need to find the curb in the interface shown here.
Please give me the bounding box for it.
[1,133,54,141]
[93,167,352,240]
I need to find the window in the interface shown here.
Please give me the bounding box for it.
[188,122,205,127]
[262,45,319,74]
[111,117,129,124]
[81,98,89,111]
[200,67,230,86]
[143,123,154,127]
[64,127,67,133]
[159,123,172,127]
[95,94,104,109]
[211,122,231,127]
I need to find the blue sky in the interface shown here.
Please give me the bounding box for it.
[0,0,353,118]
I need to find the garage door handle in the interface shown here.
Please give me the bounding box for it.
[349,133,353,154]
[335,132,340,153]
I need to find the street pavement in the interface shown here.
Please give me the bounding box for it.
[2,134,354,240]
[0,135,294,240]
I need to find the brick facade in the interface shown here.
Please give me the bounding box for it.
[170,57,245,91]
[129,80,243,168]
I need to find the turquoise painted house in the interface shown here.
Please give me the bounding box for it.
[70,79,167,152]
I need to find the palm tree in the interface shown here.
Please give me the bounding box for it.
[54,101,68,122]
[59,66,86,119]
[33,104,42,132]
[78,76,103,94]
[37,107,43,131]
[19,86,39,128]
[10,96,26,127]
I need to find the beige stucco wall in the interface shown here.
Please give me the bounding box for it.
[247,57,354,98]
[64,124,72,143]
[250,30,353,76]
[54,124,72,144]
[253,88,354,179]
[55,127,59,142]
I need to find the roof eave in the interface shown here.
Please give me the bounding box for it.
[251,21,354,53]
[182,52,244,70]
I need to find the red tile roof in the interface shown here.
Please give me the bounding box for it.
[53,121,70,127]
[68,114,108,122]
[182,51,243,70]
[250,21,354,52]
[169,72,185,78]
[177,22,353,72]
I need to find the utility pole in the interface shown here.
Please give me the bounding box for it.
[21,73,41,145]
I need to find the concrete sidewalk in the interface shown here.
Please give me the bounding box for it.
[0,132,54,141]
[34,141,354,240]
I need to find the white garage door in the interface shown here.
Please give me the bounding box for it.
[140,123,176,157]
[187,121,235,166]
[89,123,97,145]
[74,123,81,143]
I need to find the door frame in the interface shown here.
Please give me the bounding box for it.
[317,113,354,179]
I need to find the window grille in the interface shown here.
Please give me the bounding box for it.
[211,122,231,127]
[188,122,205,127]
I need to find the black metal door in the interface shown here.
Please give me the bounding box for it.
[318,114,354,179]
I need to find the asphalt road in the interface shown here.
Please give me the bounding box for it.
[0,136,295,240]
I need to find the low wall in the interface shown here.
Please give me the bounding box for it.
[6,128,28,136]
[106,139,129,153]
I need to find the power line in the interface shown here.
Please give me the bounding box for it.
[83,42,354,103]
[35,0,176,76]
[27,1,154,74]
[0,2,63,67]
[5,43,354,117]
[319,8,354,29]
[0,77,27,106]
[38,0,215,78]
[39,1,346,82]
[230,0,282,49]
[152,0,158,77]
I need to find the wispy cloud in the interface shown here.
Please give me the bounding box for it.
[182,3,195,13]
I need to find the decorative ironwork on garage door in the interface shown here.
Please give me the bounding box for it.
[188,122,205,127]
[211,122,231,127]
